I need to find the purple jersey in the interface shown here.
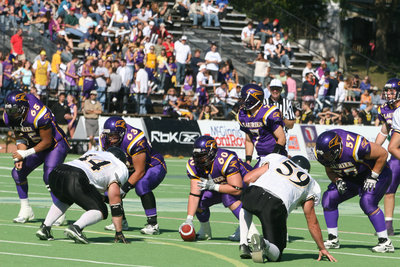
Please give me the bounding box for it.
[3,94,69,149]
[100,124,166,171]
[378,102,395,132]
[135,50,145,64]
[328,129,375,183]
[186,148,252,183]
[2,60,13,80]
[237,104,284,156]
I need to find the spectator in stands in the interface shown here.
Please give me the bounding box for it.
[158,23,170,40]
[360,89,372,110]
[174,35,191,85]
[189,0,204,28]
[64,9,84,38]
[135,62,150,114]
[32,50,51,96]
[196,64,207,89]
[282,33,293,59]
[263,37,276,61]
[318,107,339,125]
[162,35,174,58]
[241,21,259,50]
[255,17,272,45]
[199,104,219,120]
[351,74,361,100]
[226,84,241,117]
[301,72,318,106]
[50,48,62,93]
[286,72,296,100]
[213,81,228,117]
[326,71,338,107]
[216,0,229,19]
[201,0,220,28]
[108,67,122,113]
[67,94,78,138]
[10,28,25,62]
[301,101,314,124]
[79,27,96,49]
[314,60,327,80]
[182,68,194,95]
[157,49,168,92]
[83,90,102,150]
[274,35,291,68]
[302,61,313,82]
[164,55,177,91]
[205,42,221,82]
[15,61,33,92]
[88,0,104,24]
[326,56,338,73]
[61,45,74,63]
[349,108,361,124]
[174,0,190,20]
[359,103,373,125]
[190,49,204,78]
[271,18,282,36]
[117,59,132,113]
[95,59,109,110]
[335,75,346,112]
[163,87,179,117]
[276,70,287,91]
[315,70,329,114]
[79,11,95,33]
[247,51,270,88]
[64,56,79,97]
[51,92,72,135]
[81,57,96,103]
[360,76,371,93]
[85,41,100,58]
[1,54,15,104]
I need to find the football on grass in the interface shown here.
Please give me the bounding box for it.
[180,223,196,241]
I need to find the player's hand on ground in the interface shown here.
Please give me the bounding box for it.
[198,178,218,191]
[317,249,337,262]
[335,178,347,195]
[114,231,130,244]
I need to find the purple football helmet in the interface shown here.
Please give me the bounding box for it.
[240,84,264,110]
[4,90,30,120]
[314,131,342,166]
[383,78,400,104]
[102,116,127,149]
[192,135,218,170]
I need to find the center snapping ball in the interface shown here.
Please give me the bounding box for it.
[179,223,196,241]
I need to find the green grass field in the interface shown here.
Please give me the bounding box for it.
[0,154,399,266]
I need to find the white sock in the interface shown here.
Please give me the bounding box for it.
[239,208,252,245]
[376,230,388,239]
[44,200,70,227]
[327,227,338,237]
[385,217,393,221]
[264,239,280,262]
[20,198,30,209]
[74,210,103,230]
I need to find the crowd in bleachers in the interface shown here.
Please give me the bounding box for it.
[0,0,386,130]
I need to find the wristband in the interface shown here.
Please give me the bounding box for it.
[371,171,379,179]
[245,155,252,162]
[15,148,36,160]
[121,181,134,194]
[379,131,388,137]
[214,184,220,192]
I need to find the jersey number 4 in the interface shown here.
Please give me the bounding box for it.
[79,154,111,171]
[276,160,310,187]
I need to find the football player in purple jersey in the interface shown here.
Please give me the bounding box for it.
[237,84,286,167]
[100,116,167,235]
[180,135,259,243]
[315,130,394,253]
[375,78,400,235]
[3,90,70,223]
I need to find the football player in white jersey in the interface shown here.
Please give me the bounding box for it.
[35,147,130,244]
[239,154,337,263]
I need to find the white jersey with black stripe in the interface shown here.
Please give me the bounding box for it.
[65,151,129,194]
[251,153,321,213]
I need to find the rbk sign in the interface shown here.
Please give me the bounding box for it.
[151,131,200,144]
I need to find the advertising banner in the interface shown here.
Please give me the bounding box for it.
[300,125,318,160]
[143,118,201,156]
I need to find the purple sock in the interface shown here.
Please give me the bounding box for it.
[324,209,339,228]
[369,209,386,233]
[144,208,157,217]
[16,184,28,199]
[231,203,242,219]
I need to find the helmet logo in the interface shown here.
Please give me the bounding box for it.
[246,88,263,100]
[15,93,27,102]
[115,120,126,128]
[329,135,340,148]
[398,81,400,86]
[205,139,216,149]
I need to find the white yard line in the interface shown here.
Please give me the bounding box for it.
[286,248,400,260]
[0,239,51,246]
[0,252,152,267]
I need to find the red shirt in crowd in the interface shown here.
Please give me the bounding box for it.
[11,34,24,55]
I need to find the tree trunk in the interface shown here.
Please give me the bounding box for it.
[375,0,391,64]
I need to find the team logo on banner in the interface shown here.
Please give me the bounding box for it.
[288,136,300,150]
[300,125,318,160]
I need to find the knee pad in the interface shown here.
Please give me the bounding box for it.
[322,189,339,211]
[110,202,124,217]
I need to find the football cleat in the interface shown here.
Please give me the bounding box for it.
[140,223,160,235]
[196,221,212,240]
[104,219,129,231]
[36,223,54,241]
[372,238,395,253]
[324,234,340,249]
[239,244,252,259]
[228,226,240,241]
[64,225,89,244]
[250,234,268,263]
[13,206,35,223]
[53,214,67,226]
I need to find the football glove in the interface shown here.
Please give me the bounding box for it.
[335,178,347,195]
[121,181,134,197]
[198,178,220,192]
[179,216,194,232]
[114,231,130,244]
[273,144,285,154]
[363,172,379,192]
